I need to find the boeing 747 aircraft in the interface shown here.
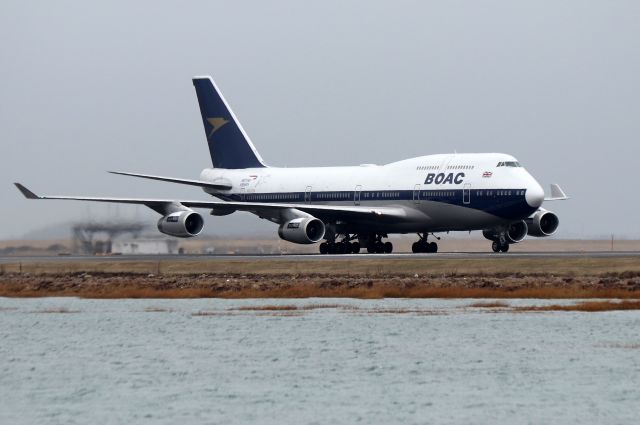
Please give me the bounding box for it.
[15,76,568,254]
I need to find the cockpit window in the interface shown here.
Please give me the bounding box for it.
[497,161,521,167]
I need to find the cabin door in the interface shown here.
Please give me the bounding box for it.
[305,186,312,203]
[463,183,471,204]
[354,185,362,205]
[413,184,421,204]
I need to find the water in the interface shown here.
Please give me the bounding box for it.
[1,298,639,425]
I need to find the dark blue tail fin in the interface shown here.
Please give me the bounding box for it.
[192,76,266,169]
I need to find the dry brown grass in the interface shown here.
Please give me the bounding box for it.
[5,255,640,277]
[230,304,346,311]
[0,307,18,311]
[467,301,510,308]
[144,307,173,312]
[32,307,80,314]
[3,280,640,299]
[513,300,640,312]
[192,311,226,316]
[230,305,299,311]
[605,343,640,349]
[210,286,640,300]
[364,308,443,315]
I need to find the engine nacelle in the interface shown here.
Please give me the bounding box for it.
[525,209,559,237]
[278,217,325,244]
[482,220,528,244]
[157,210,204,238]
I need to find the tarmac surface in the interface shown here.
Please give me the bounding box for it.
[2,251,640,263]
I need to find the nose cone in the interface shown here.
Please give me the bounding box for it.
[525,179,544,208]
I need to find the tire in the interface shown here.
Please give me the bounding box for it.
[429,242,438,253]
[367,245,375,254]
[492,241,500,253]
[375,241,385,253]
[412,242,420,253]
[500,243,510,253]
[351,241,360,253]
[342,242,352,254]
[319,242,328,254]
[384,241,393,253]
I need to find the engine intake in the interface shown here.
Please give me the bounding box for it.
[525,209,559,237]
[278,217,325,244]
[157,210,204,238]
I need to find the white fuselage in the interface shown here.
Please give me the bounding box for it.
[199,153,544,234]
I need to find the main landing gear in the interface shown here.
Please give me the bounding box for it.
[365,234,393,254]
[319,239,360,254]
[318,234,393,254]
[412,233,438,253]
[491,240,510,253]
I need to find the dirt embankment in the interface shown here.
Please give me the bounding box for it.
[2,270,640,299]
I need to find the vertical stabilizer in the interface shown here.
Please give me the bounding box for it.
[192,76,266,169]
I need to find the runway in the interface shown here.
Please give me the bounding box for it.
[1,251,640,264]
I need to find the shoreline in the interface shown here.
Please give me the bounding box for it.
[2,257,640,299]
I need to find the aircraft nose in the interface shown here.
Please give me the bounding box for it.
[525,180,544,208]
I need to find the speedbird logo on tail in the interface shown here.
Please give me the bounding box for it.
[206,117,229,138]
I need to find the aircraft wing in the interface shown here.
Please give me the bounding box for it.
[108,171,232,191]
[14,183,407,221]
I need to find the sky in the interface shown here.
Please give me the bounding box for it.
[1,0,639,240]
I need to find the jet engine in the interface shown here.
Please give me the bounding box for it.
[483,220,528,244]
[157,210,204,238]
[525,209,559,237]
[278,217,325,244]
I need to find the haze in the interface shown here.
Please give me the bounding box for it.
[1,1,639,240]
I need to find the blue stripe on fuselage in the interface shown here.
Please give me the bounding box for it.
[217,188,536,220]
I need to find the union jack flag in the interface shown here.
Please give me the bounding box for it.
[482,171,492,178]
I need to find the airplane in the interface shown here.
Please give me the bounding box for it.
[14,76,569,254]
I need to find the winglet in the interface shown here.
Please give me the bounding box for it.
[14,183,40,199]
[545,184,569,201]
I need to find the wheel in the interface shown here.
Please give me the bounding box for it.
[351,241,360,253]
[342,242,352,254]
[412,242,420,253]
[500,243,510,253]
[491,241,500,252]
[375,241,385,253]
[328,243,337,254]
[319,242,328,254]
[384,241,393,253]
[428,242,438,253]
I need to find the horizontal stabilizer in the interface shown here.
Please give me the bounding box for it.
[545,184,569,201]
[108,171,232,191]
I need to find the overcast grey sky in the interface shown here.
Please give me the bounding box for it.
[1,1,639,240]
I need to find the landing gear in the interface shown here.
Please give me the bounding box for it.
[412,233,438,253]
[320,233,392,254]
[365,234,393,254]
[318,235,362,254]
[491,240,510,253]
